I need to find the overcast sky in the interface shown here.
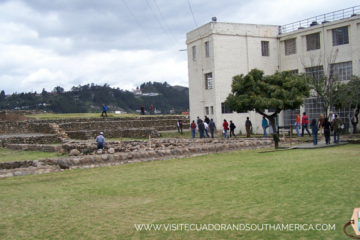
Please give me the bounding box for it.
[0,0,358,94]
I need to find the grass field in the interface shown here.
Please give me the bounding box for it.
[26,113,182,119]
[0,144,358,239]
[0,148,63,163]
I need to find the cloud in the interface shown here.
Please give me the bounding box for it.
[0,0,358,95]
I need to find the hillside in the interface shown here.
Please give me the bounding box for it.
[0,82,189,114]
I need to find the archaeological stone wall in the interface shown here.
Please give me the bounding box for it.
[0,138,274,178]
[0,122,59,135]
[0,135,62,147]
[65,128,159,140]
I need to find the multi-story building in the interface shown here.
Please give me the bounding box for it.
[186,6,360,133]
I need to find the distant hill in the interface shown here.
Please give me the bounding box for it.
[0,82,189,114]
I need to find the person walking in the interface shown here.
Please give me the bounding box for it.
[140,105,145,115]
[318,114,325,137]
[223,119,229,139]
[198,120,205,138]
[229,120,236,138]
[245,117,252,138]
[262,117,269,137]
[204,121,210,138]
[96,132,105,149]
[295,113,301,137]
[310,119,318,145]
[204,116,210,125]
[190,120,197,138]
[177,120,183,134]
[331,114,343,143]
[301,112,311,137]
[322,117,331,144]
[209,118,216,138]
[149,104,154,114]
[101,104,108,117]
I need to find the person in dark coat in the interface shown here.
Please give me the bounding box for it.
[204,116,210,124]
[140,105,145,115]
[322,117,331,144]
[310,118,318,145]
[198,120,205,138]
[209,119,216,138]
[245,117,252,137]
[229,120,236,138]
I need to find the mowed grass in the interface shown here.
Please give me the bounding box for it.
[0,148,62,163]
[26,113,182,119]
[0,145,359,239]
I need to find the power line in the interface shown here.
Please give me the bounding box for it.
[153,0,182,47]
[187,0,199,29]
[145,0,177,47]
[121,0,160,50]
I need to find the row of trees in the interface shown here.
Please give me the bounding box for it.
[0,82,189,114]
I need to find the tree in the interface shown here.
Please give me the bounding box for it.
[0,90,5,101]
[300,49,340,116]
[225,69,310,148]
[53,86,64,94]
[334,76,360,136]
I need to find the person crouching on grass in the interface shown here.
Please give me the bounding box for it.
[96,132,105,149]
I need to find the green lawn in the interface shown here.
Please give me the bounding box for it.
[26,113,182,119]
[0,145,358,239]
[0,148,62,163]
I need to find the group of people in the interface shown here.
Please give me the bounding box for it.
[140,104,154,115]
[190,116,216,138]
[189,116,255,139]
[295,111,343,145]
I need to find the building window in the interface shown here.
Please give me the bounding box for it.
[332,26,349,46]
[305,66,324,81]
[283,109,300,126]
[205,73,213,90]
[221,103,232,114]
[330,61,352,81]
[284,38,296,55]
[205,107,209,115]
[210,106,214,115]
[261,41,269,56]
[304,98,326,121]
[306,33,320,51]
[205,41,210,58]
[192,46,196,61]
[289,69,298,75]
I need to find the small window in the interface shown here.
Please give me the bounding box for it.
[205,107,209,115]
[306,33,320,51]
[330,61,352,81]
[332,26,349,46]
[221,103,232,114]
[192,46,196,61]
[305,66,324,81]
[285,38,296,55]
[289,69,298,75]
[261,41,269,56]
[205,41,210,58]
[210,106,214,115]
[205,73,213,90]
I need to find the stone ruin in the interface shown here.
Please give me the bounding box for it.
[0,115,294,179]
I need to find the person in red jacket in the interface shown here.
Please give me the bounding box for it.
[301,112,312,137]
[223,119,229,139]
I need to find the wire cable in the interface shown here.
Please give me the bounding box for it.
[121,0,160,50]
[145,0,177,46]
[153,0,182,47]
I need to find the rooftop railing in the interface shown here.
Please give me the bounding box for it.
[280,5,360,34]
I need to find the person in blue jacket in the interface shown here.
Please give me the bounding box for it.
[101,104,108,117]
[262,117,269,137]
[96,132,106,149]
[310,119,318,145]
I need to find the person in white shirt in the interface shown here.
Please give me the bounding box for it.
[203,121,210,138]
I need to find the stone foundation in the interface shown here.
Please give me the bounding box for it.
[65,128,159,140]
[0,138,273,178]
[0,135,62,147]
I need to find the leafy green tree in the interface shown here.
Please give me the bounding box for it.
[225,69,310,148]
[334,76,360,136]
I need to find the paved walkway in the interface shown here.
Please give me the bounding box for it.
[288,141,348,149]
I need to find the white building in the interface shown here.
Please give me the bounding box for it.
[186,6,360,134]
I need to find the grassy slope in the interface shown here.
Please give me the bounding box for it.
[0,145,358,239]
[0,148,62,163]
